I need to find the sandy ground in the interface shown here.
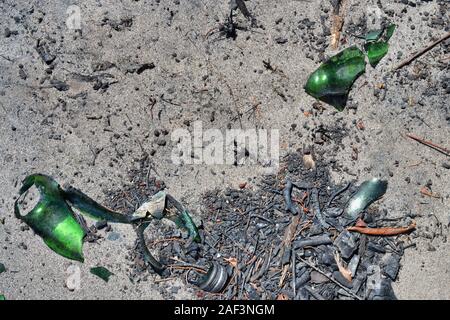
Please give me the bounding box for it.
[0,0,449,299]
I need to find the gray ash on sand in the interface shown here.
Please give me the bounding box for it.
[105,152,415,300]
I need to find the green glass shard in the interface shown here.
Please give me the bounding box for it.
[90,266,113,282]
[365,29,384,42]
[14,174,85,262]
[345,178,388,219]
[304,46,366,111]
[0,295,5,300]
[365,42,389,67]
[385,24,396,41]
[178,210,201,243]
[63,187,132,223]
[136,222,166,275]
[0,263,5,274]
[365,24,396,67]
[165,194,201,242]
[14,173,201,270]
[134,196,201,274]
[166,212,201,242]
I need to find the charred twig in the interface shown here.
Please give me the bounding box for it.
[88,145,103,166]
[283,216,301,248]
[136,222,166,275]
[263,59,275,72]
[233,0,251,20]
[297,256,363,300]
[244,99,262,121]
[232,0,257,28]
[206,60,243,128]
[293,234,332,250]
[263,59,287,78]
[294,267,310,290]
[148,96,157,121]
[310,188,330,229]
[206,10,242,41]
[326,182,351,208]
[394,32,450,71]
[283,180,298,214]
[248,213,275,225]
[160,95,182,107]
[279,264,290,288]
[278,214,301,289]
[384,238,402,255]
[240,260,256,298]
[304,286,325,300]
[0,54,14,62]
[250,249,272,282]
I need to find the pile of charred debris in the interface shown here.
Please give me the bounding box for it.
[103,152,416,300]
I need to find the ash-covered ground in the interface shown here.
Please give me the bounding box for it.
[0,0,449,299]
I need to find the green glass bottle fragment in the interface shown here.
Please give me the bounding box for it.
[136,222,166,275]
[14,174,201,270]
[365,29,383,42]
[90,266,114,282]
[132,191,200,241]
[165,194,201,242]
[14,174,85,262]
[63,187,132,223]
[304,46,366,111]
[365,24,396,67]
[365,42,389,67]
[344,178,388,219]
[0,295,5,300]
[175,210,202,243]
[385,24,396,41]
[133,193,201,274]
[0,263,5,274]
